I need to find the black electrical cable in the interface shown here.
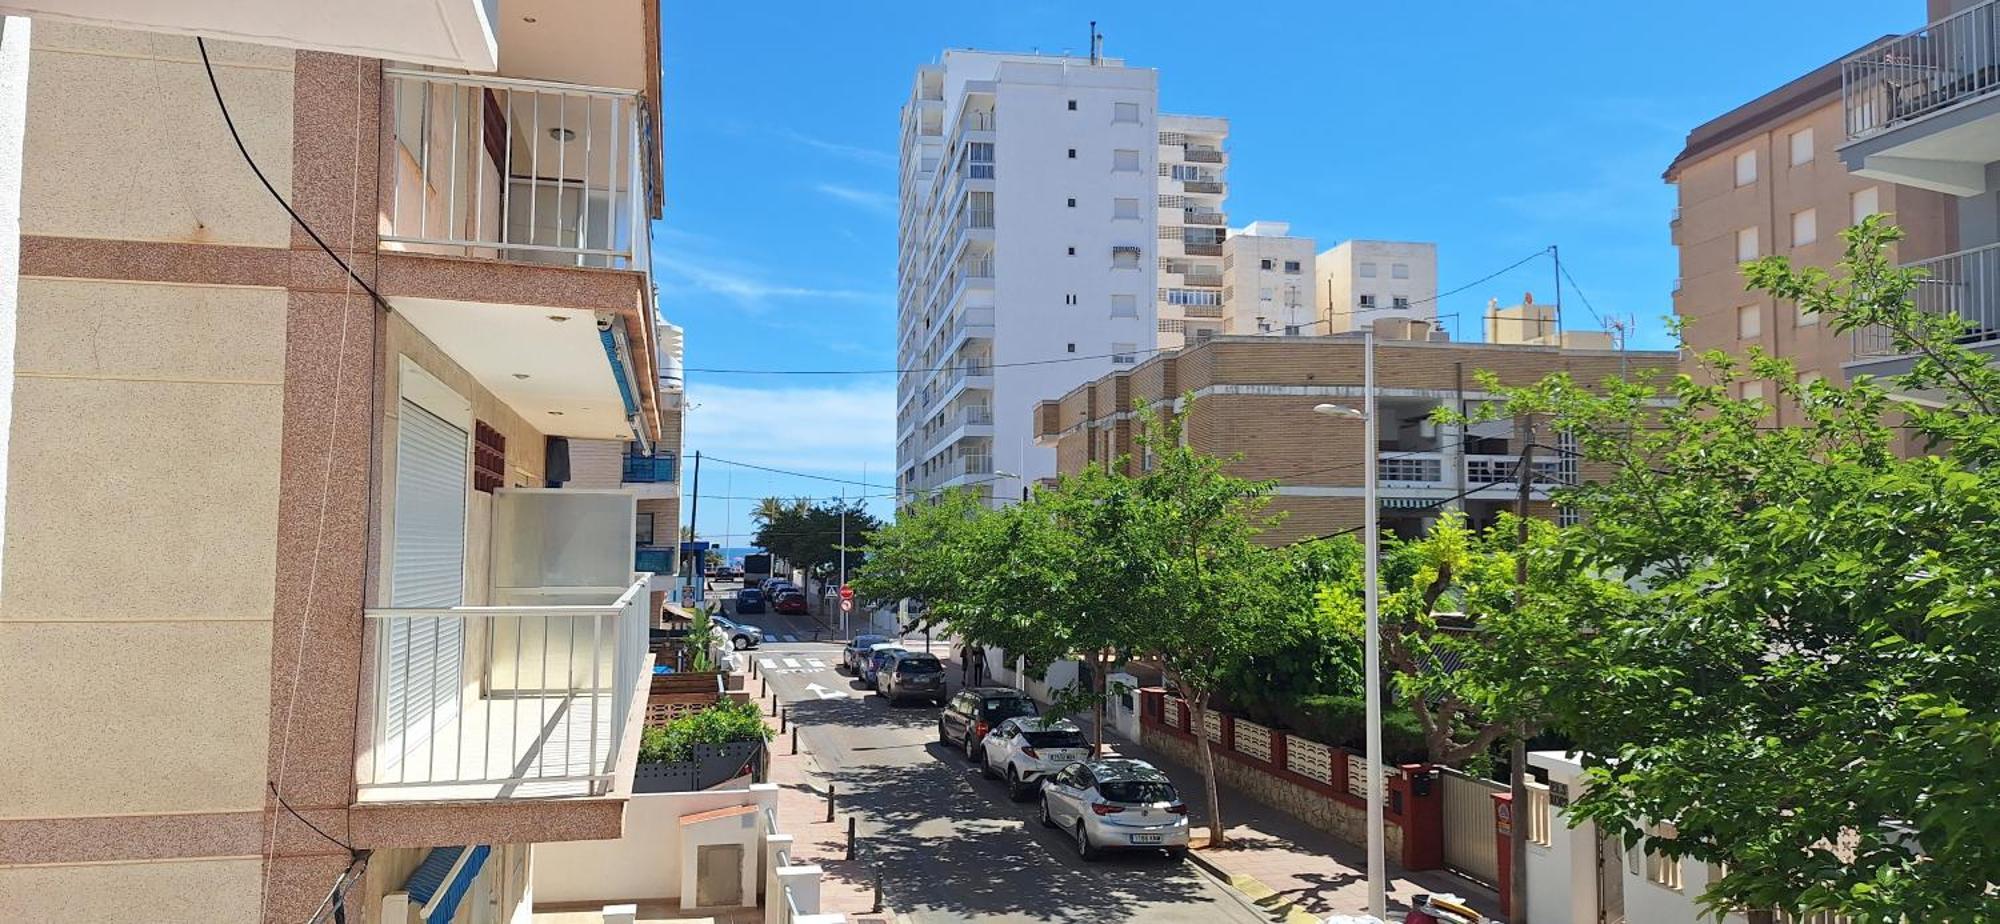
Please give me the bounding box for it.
[268,781,354,852]
[698,454,898,489]
[685,346,1173,376]
[197,38,392,315]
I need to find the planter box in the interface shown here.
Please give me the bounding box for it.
[631,740,765,793]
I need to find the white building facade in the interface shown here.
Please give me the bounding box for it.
[1221,220,1316,336]
[1315,239,1440,333]
[1155,114,1229,349]
[896,51,1162,507]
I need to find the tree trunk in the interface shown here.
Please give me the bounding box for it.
[1190,693,1225,848]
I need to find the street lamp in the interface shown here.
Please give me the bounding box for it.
[1313,328,1384,920]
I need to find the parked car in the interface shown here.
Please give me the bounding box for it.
[733,587,765,616]
[938,687,1039,760]
[771,590,808,615]
[877,651,947,705]
[710,613,763,650]
[763,579,799,598]
[861,643,908,687]
[841,634,889,673]
[1038,758,1189,860]
[980,717,1092,799]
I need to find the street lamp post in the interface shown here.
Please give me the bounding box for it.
[1313,328,1383,920]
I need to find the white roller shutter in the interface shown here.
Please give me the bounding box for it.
[385,398,469,774]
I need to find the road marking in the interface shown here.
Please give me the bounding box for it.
[783,634,799,642]
[761,634,778,643]
[804,682,848,700]
[782,658,800,668]
[805,658,826,669]
[758,658,779,669]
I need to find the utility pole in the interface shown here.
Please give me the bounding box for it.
[1511,417,1534,923]
[838,488,848,638]
[687,450,703,608]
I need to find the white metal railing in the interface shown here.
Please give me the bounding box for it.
[1843,0,2000,138]
[384,69,649,270]
[953,455,994,479]
[1184,210,1227,225]
[361,575,650,798]
[1380,452,1445,486]
[1857,241,2000,356]
[1184,147,1225,163]
[1465,455,1564,487]
[968,208,995,229]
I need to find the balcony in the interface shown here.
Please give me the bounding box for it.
[1184,210,1228,226]
[1183,304,1225,319]
[1183,243,1224,257]
[1184,147,1226,163]
[360,490,652,803]
[1853,242,2000,357]
[634,546,674,573]
[1840,1,2000,196]
[1379,453,1446,488]
[1465,455,1564,488]
[383,69,651,270]
[1183,180,1225,194]
[622,449,677,484]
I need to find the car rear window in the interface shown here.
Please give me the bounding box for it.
[1022,729,1087,749]
[1098,780,1177,804]
[897,658,942,674]
[982,698,1037,718]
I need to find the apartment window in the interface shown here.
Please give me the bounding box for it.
[1067,99,1077,111]
[1737,304,1762,339]
[635,512,655,546]
[1392,296,1412,311]
[1064,293,1078,305]
[1358,294,1377,309]
[1260,258,1274,270]
[1283,324,1301,336]
[1067,197,1077,208]
[1851,186,1880,225]
[1067,343,1076,353]
[1067,246,1077,256]
[1114,197,1140,220]
[1734,149,1757,187]
[1792,208,1818,247]
[1742,380,1769,404]
[1113,148,1142,172]
[1193,327,1217,344]
[1111,342,1138,364]
[1358,262,1378,278]
[1112,246,1142,269]
[1789,127,1814,166]
[1114,102,1141,124]
[1067,147,1077,159]
[1736,226,1759,262]
[1392,263,1410,279]
[1111,294,1138,318]
[1284,260,1302,273]
[1797,301,1818,327]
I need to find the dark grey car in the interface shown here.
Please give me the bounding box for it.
[877,651,947,705]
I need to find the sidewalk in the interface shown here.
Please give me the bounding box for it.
[760,707,894,922]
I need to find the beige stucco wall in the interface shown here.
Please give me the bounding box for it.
[0,856,264,924]
[19,23,294,247]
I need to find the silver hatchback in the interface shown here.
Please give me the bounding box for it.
[1038,758,1189,859]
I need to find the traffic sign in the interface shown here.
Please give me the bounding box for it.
[839,584,854,600]
[840,598,853,613]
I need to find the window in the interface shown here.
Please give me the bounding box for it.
[1283,324,1301,336]
[1790,127,1814,166]
[1113,102,1140,123]
[967,141,994,179]
[1736,226,1759,262]
[1797,301,1818,327]
[1260,258,1274,270]
[1734,149,1757,186]
[1111,342,1137,364]
[1359,262,1378,278]
[1112,246,1142,268]
[1392,296,1412,311]
[635,512,655,546]
[1737,304,1762,339]
[1114,197,1140,220]
[1066,343,1076,353]
[1792,208,1818,247]
[1284,260,1301,273]
[1067,246,1076,256]
[1166,288,1221,306]
[1066,197,1077,208]
[1064,293,1078,305]
[1113,148,1141,172]
[1111,294,1138,318]
[1067,147,1077,159]
[1799,370,1824,386]
[1358,294,1377,309]
[1742,380,1769,403]
[1193,327,1217,344]
[1067,99,1077,111]
[1392,263,1410,279]
[1851,186,1880,225]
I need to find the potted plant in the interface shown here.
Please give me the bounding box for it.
[631,700,774,793]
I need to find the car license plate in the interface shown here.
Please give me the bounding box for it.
[1131,833,1163,844]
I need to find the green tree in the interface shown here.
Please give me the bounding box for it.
[754,498,881,610]
[1480,217,2000,922]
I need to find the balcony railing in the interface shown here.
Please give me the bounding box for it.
[383,69,650,270]
[1183,304,1225,319]
[635,547,674,573]
[622,450,676,484]
[1843,0,2000,138]
[1184,147,1225,163]
[1379,452,1446,486]
[1183,243,1224,257]
[1466,455,1565,487]
[1183,180,1225,194]
[1184,210,1227,226]
[1856,241,2000,356]
[361,575,651,800]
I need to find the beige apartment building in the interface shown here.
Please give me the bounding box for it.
[1156,114,1230,349]
[0,4,678,923]
[1033,328,1675,544]
[1665,32,1957,421]
[1220,220,1316,336]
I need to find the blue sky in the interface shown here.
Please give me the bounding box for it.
[656,0,1918,549]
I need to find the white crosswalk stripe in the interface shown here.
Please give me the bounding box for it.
[758,658,779,669]
[783,634,799,642]
[782,658,800,668]
[805,659,826,669]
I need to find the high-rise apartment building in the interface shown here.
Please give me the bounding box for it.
[1221,220,1317,336]
[0,6,676,922]
[896,51,1162,507]
[1315,240,1440,334]
[1155,114,1229,349]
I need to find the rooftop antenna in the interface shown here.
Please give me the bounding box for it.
[1089,21,1100,64]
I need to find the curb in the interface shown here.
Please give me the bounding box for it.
[1187,848,1325,924]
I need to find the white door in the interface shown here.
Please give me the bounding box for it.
[384,398,470,774]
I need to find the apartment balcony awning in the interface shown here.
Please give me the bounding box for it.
[8,0,497,70]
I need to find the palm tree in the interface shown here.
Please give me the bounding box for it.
[751,496,787,526]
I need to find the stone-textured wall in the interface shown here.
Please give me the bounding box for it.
[1145,722,1405,860]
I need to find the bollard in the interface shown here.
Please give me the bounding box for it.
[791,724,799,755]
[825,784,836,823]
[846,816,857,860]
[768,694,776,717]
[760,677,768,697]
[871,869,883,913]
[780,708,789,734]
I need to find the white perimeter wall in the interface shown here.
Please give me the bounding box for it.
[532,785,773,905]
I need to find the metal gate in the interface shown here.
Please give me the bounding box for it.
[1439,767,1506,884]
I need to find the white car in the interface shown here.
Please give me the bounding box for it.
[979,717,1091,800]
[1038,758,1190,860]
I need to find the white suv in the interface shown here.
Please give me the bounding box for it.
[979,717,1090,800]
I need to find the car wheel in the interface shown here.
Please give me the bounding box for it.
[980,750,999,780]
[1039,796,1055,828]
[1074,822,1098,861]
[1006,767,1027,801]
[963,732,979,762]
[1166,847,1188,862]
[731,635,748,651]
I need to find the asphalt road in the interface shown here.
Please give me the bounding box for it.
[750,639,1273,924]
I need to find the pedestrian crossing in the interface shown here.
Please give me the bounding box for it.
[759,633,802,643]
[757,656,828,674]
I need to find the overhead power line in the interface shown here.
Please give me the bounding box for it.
[684,346,1173,377]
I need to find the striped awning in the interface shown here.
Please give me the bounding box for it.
[406,845,490,922]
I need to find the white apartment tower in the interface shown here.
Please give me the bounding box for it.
[1315,240,1441,333]
[1221,220,1317,336]
[1155,114,1229,348]
[896,50,1162,507]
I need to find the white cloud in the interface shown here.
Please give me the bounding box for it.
[652,252,886,311]
[814,182,896,216]
[776,128,897,168]
[684,383,896,479]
